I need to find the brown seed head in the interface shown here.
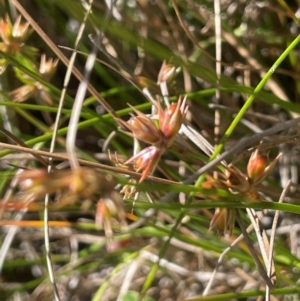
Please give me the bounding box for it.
[127,115,163,145]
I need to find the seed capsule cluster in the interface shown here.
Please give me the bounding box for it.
[119,97,188,182]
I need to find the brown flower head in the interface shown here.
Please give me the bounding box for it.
[118,104,163,146]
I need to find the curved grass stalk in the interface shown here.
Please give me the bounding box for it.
[209,34,300,164]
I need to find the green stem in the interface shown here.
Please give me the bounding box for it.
[214,34,300,159]
[194,34,300,188]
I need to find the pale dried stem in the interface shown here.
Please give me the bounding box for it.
[141,250,237,283]
[116,257,144,301]
[66,0,119,169]
[265,180,291,300]
[246,208,271,271]
[0,142,177,185]
[0,125,48,166]
[236,211,274,289]
[214,0,221,145]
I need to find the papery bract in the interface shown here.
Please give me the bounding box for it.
[224,164,251,193]
[209,207,235,235]
[39,54,59,80]
[157,60,177,84]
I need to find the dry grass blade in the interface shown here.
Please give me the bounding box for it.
[213,0,221,144]
[0,125,48,166]
[236,211,274,289]
[66,32,101,168]
[246,208,271,272]
[0,141,181,185]
[265,180,291,300]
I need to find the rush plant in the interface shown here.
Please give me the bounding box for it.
[1,2,300,301]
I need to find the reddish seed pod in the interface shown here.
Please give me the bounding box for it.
[158,96,188,147]
[247,149,281,185]
[247,150,269,182]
